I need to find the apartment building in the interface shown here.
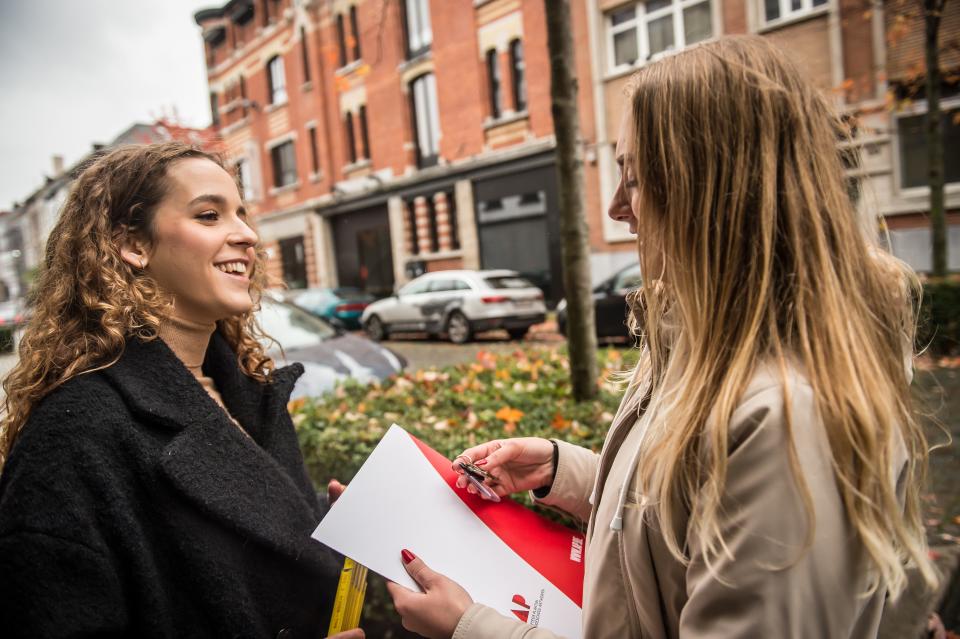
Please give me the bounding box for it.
[195,0,631,302]
[195,0,959,302]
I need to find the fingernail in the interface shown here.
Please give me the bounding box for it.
[401,549,416,564]
[476,459,488,466]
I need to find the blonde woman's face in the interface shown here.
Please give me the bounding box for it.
[609,110,639,235]
[610,109,664,279]
[136,158,258,324]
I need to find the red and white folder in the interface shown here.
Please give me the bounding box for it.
[311,424,584,638]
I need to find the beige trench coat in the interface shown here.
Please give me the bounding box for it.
[452,363,903,639]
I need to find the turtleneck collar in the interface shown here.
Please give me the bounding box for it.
[157,315,217,375]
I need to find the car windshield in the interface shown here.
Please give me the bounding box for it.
[257,300,338,350]
[613,265,642,290]
[484,275,535,289]
[398,279,431,295]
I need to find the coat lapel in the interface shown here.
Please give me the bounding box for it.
[102,334,333,574]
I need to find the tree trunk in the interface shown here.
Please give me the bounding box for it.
[544,0,598,401]
[925,0,947,276]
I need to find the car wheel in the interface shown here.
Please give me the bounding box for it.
[446,311,472,344]
[365,315,387,341]
[507,327,528,341]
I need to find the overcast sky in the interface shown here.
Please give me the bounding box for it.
[0,0,218,211]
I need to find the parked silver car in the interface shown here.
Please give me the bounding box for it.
[360,269,547,344]
[257,298,406,400]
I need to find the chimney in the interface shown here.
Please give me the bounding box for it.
[52,155,65,176]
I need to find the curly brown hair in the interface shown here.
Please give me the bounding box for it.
[0,142,274,467]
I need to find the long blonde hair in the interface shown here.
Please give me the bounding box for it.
[0,142,274,468]
[627,36,935,597]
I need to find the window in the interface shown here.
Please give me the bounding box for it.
[896,104,960,190]
[271,140,297,187]
[446,191,460,250]
[763,0,827,24]
[484,275,537,289]
[606,0,713,72]
[236,158,255,200]
[308,126,320,174]
[410,73,440,168]
[350,5,362,60]
[407,203,420,255]
[268,55,287,104]
[403,0,432,58]
[510,39,527,112]
[336,14,348,67]
[300,26,311,83]
[613,264,643,291]
[240,75,248,116]
[427,197,440,252]
[279,235,308,290]
[486,49,502,119]
[399,278,431,295]
[345,112,357,164]
[210,92,220,126]
[359,105,371,160]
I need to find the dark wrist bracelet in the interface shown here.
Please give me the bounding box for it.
[532,440,559,499]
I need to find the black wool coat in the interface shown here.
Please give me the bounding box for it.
[0,332,341,639]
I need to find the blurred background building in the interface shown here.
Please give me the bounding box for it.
[5,0,958,305]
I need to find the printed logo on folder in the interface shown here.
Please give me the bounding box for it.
[312,424,584,638]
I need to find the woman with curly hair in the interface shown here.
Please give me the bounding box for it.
[387,36,938,639]
[0,143,362,639]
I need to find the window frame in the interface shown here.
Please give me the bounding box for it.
[345,111,357,165]
[308,125,320,175]
[407,202,420,256]
[446,191,460,250]
[336,14,349,68]
[267,55,288,105]
[349,5,362,60]
[358,105,371,160]
[236,157,256,201]
[761,0,829,27]
[210,92,220,126]
[509,39,527,113]
[270,140,298,188]
[427,196,440,253]
[486,49,502,119]
[605,0,714,75]
[409,73,441,168]
[402,0,433,59]
[893,96,960,196]
[300,25,312,84]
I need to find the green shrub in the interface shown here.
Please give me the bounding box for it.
[918,278,960,357]
[292,346,639,637]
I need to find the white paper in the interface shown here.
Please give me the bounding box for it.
[312,424,582,638]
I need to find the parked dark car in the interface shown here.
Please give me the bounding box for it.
[557,262,642,341]
[288,287,375,330]
[257,298,406,400]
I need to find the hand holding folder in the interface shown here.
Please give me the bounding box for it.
[312,425,584,638]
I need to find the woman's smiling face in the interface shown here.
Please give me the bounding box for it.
[123,157,259,324]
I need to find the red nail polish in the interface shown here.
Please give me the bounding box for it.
[476,459,488,466]
[401,549,416,564]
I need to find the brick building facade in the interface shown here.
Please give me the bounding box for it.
[195,0,960,302]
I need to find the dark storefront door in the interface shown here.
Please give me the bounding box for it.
[474,160,563,303]
[279,235,308,290]
[331,206,395,298]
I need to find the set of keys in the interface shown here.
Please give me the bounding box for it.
[457,459,501,502]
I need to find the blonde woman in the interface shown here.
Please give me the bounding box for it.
[0,143,362,639]
[387,36,936,638]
